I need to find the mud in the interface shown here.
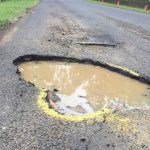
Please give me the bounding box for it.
[18,61,150,112]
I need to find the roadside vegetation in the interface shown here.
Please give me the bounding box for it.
[0,0,39,26]
[87,0,150,13]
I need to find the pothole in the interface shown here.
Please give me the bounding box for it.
[17,58,150,116]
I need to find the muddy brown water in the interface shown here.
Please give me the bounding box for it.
[18,61,150,111]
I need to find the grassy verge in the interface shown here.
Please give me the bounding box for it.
[0,0,39,26]
[87,0,150,13]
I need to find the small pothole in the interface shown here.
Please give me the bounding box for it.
[77,35,118,47]
[17,58,150,116]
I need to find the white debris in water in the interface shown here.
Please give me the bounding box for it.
[104,97,135,111]
[55,82,94,115]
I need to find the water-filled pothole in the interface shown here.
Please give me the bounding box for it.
[18,60,150,116]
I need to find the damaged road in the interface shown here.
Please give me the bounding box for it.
[0,0,150,149]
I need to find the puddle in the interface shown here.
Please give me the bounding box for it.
[18,61,150,115]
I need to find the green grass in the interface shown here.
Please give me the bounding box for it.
[87,0,150,13]
[0,0,39,26]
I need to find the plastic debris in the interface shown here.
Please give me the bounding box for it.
[45,84,94,115]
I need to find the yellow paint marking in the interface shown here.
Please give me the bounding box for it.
[106,112,150,145]
[37,89,150,145]
[107,113,138,134]
[37,89,111,121]
[108,64,140,77]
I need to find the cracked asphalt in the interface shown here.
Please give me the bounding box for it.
[0,0,150,149]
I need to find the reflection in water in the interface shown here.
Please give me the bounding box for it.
[19,61,150,111]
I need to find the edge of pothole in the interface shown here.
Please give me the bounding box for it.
[13,54,150,85]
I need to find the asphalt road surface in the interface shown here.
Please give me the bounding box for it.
[0,0,150,149]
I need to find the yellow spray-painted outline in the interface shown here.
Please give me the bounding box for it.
[37,89,112,121]
[108,64,140,77]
